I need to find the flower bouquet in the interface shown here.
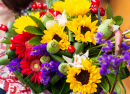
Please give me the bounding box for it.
[0,0,130,94]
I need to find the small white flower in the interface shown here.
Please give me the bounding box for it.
[45,20,58,30]
[54,10,67,27]
[62,50,89,67]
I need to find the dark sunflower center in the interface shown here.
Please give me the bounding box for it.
[81,26,91,35]
[75,69,90,85]
[53,34,61,42]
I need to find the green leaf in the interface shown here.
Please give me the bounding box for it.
[112,16,123,25]
[13,71,26,85]
[24,74,50,94]
[50,74,61,85]
[118,67,130,79]
[67,28,74,42]
[29,16,45,31]
[47,0,64,9]
[50,54,65,63]
[1,22,17,44]
[56,50,73,58]
[107,74,121,94]
[0,55,10,65]
[29,36,42,45]
[98,8,101,23]
[99,76,109,92]
[106,4,113,19]
[24,26,43,35]
[60,82,70,94]
[73,42,84,56]
[51,78,67,94]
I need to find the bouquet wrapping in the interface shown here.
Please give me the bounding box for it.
[0,0,130,94]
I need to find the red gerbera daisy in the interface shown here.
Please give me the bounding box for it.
[13,31,35,60]
[20,56,41,84]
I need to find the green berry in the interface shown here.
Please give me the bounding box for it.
[47,40,60,54]
[58,63,69,75]
[40,56,50,63]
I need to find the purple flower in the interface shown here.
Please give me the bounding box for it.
[101,40,113,53]
[100,90,104,94]
[31,43,49,56]
[6,58,21,72]
[121,42,130,51]
[96,32,106,44]
[113,91,117,94]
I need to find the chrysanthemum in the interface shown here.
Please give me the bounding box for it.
[41,23,70,50]
[20,56,41,84]
[52,0,91,16]
[13,31,35,60]
[66,15,98,44]
[66,58,101,94]
[13,12,40,34]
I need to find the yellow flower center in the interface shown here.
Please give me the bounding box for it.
[81,26,91,35]
[75,69,90,85]
[53,34,61,42]
[30,60,41,72]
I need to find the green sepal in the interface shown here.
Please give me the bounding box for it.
[24,26,43,35]
[99,76,109,92]
[28,36,42,45]
[49,54,65,63]
[0,55,10,65]
[6,49,17,59]
[112,16,123,26]
[1,22,17,44]
[13,71,26,85]
[73,42,84,56]
[106,4,113,19]
[56,50,73,58]
[24,74,50,94]
[106,74,121,94]
[29,16,45,31]
[50,74,61,85]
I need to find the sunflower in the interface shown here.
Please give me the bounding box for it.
[41,23,70,50]
[66,15,98,45]
[52,0,91,16]
[66,58,101,94]
[13,31,35,60]
[13,12,40,34]
[20,56,41,84]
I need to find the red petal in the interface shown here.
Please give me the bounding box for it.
[31,73,36,82]
[21,68,31,75]
[34,73,38,84]
[25,71,33,75]
[38,73,41,84]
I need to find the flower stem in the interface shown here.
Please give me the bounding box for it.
[109,67,119,94]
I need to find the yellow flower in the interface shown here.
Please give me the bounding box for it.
[41,23,70,50]
[66,58,101,94]
[66,15,98,44]
[13,12,40,34]
[52,0,91,16]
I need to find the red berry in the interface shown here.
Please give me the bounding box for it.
[90,4,98,8]
[68,46,75,53]
[90,4,98,14]
[38,3,43,9]
[9,44,16,50]
[46,9,54,13]
[1,25,8,31]
[91,0,101,6]
[43,4,47,10]
[0,24,3,29]
[10,37,15,43]
[100,7,105,16]
[32,3,37,9]
[52,11,61,17]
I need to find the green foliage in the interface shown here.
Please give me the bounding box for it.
[28,36,42,45]
[24,26,43,35]
[0,55,10,65]
[112,16,123,25]
[49,54,65,63]
[6,49,17,59]
[106,4,113,19]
